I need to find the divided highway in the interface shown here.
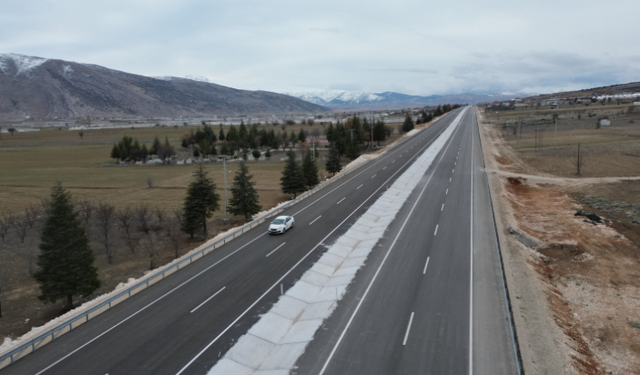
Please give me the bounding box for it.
[294,108,519,374]
[3,109,478,375]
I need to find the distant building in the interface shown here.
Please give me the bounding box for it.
[600,118,610,126]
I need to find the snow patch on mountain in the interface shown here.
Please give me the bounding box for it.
[63,65,74,75]
[284,90,384,106]
[0,53,48,75]
[184,75,210,83]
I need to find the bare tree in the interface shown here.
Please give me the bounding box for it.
[0,272,7,318]
[135,205,152,236]
[154,207,166,227]
[95,202,117,264]
[24,205,40,229]
[0,213,14,241]
[12,218,30,243]
[77,200,95,228]
[141,236,159,270]
[166,210,183,259]
[7,127,16,136]
[116,207,139,253]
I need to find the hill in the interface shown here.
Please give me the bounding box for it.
[0,54,325,120]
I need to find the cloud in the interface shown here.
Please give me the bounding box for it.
[1,0,639,96]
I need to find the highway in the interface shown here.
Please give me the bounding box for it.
[294,108,519,374]
[1,108,499,375]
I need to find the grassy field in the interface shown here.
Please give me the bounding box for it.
[482,105,640,178]
[0,121,407,339]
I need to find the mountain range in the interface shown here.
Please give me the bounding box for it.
[0,54,325,120]
[283,90,530,110]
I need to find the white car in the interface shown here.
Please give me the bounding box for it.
[268,216,295,234]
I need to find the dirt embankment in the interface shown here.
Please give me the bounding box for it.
[478,107,640,375]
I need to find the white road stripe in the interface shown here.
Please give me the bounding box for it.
[450,177,452,182]
[434,225,439,236]
[371,174,377,179]
[383,166,387,170]
[423,256,430,274]
[190,287,226,313]
[266,242,286,257]
[402,312,415,346]
[336,197,346,204]
[441,203,445,211]
[308,216,322,225]
[446,188,449,194]
[356,184,363,190]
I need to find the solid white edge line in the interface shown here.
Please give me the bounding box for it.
[318,108,467,375]
[470,108,475,375]
[309,216,322,225]
[190,287,226,313]
[336,197,346,205]
[356,184,363,190]
[402,312,415,346]
[423,256,430,275]
[176,120,455,375]
[266,242,286,257]
[434,224,439,236]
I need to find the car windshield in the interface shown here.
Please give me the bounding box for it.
[272,219,284,225]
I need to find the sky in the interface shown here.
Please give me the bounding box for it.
[2,0,640,96]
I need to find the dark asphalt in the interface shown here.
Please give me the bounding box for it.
[293,108,519,374]
[2,109,467,375]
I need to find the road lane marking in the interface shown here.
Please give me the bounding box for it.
[316,108,467,375]
[392,160,395,163]
[434,225,439,236]
[441,203,445,211]
[371,174,377,179]
[190,287,226,313]
[470,107,475,375]
[452,168,455,173]
[356,184,363,190]
[450,177,452,182]
[446,188,449,194]
[308,216,322,225]
[402,312,415,346]
[423,256,430,274]
[266,242,286,257]
[337,197,346,205]
[383,166,387,170]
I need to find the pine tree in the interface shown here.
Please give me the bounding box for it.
[110,144,121,162]
[181,165,220,239]
[219,128,225,141]
[280,151,306,198]
[302,149,319,189]
[402,114,415,133]
[326,143,342,176]
[34,183,100,309]
[298,129,306,143]
[290,130,297,147]
[150,136,161,155]
[229,161,261,220]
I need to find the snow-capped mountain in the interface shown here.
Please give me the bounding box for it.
[0,53,324,120]
[284,90,531,110]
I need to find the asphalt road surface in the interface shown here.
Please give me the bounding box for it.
[294,107,519,375]
[3,107,518,375]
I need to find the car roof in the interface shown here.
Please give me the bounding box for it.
[274,215,290,220]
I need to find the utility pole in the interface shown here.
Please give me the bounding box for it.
[223,157,228,221]
[517,122,521,148]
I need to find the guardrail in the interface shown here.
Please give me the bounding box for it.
[0,159,370,370]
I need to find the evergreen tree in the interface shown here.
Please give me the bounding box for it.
[239,121,248,141]
[34,183,100,309]
[402,114,415,133]
[181,165,220,239]
[219,127,225,141]
[229,161,261,220]
[150,136,161,155]
[289,130,297,147]
[302,149,319,189]
[326,143,342,176]
[326,123,335,143]
[265,149,272,158]
[298,129,306,143]
[226,125,239,142]
[110,144,121,162]
[280,151,306,198]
